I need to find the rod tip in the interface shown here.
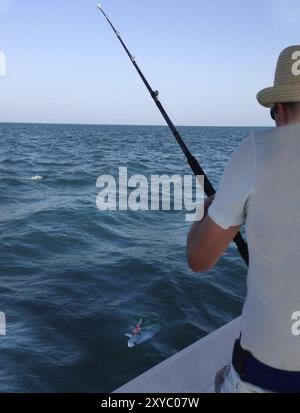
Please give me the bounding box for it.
[97,3,102,10]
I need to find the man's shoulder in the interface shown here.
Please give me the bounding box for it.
[251,127,275,141]
[252,125,300,149]
[232,132,256,161]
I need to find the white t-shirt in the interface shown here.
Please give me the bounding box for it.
[208,125,300,371]
[208,133,256,230]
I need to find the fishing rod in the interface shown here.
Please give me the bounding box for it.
[97,4,249,266]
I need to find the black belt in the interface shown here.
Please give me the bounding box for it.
[232,337,300,393]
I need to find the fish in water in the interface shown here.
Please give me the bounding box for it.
[125,316,160,349]
[126,318,143,349]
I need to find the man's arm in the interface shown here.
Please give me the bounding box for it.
[187,197,240,273]
[187,134,255,272]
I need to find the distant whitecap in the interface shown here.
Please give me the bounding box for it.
[26,176,44,181]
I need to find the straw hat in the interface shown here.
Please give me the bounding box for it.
[257,46,300,108]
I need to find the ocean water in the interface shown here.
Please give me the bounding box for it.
[0,123,254,393]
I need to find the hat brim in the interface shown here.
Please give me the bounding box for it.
[257,84,300,108]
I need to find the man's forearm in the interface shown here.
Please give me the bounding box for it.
[188,196,215,242]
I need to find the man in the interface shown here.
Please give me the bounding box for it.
[187,45,300,393]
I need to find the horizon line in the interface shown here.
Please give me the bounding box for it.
[0,121,271,128]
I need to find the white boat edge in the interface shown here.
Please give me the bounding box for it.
[114,317,241,394]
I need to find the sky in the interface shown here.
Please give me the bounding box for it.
[0,0,300,126]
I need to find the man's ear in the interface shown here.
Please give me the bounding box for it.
[275,103,288,126]
[270,105,277,121]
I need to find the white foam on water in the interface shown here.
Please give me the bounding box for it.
[0,175,44,182]
[26,176,44,181]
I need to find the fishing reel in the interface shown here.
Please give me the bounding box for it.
[152,90,160,101]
